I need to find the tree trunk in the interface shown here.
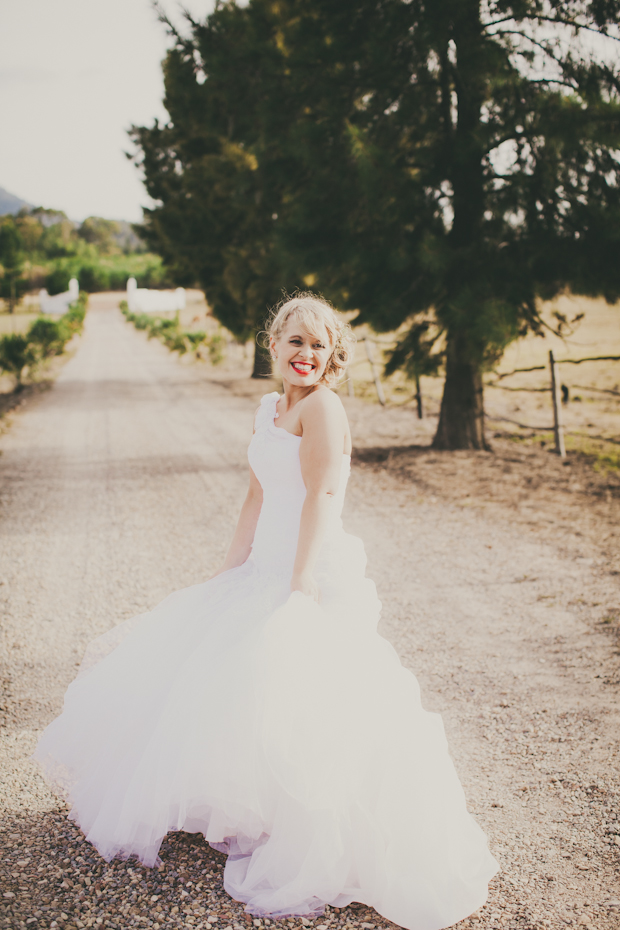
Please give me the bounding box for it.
[8,274,17,314]
[432,1,488,450]
[432,334,488,450]
[251,335,273,379]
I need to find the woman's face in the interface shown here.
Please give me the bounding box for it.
[271,315,332,388]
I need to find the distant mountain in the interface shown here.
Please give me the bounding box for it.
[0,188,145,250]
[114,220,146,252]
[0,186,33,216]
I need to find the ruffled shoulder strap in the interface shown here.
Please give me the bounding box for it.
[253,392,280,432]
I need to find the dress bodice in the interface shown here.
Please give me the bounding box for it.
[247,392,351,576]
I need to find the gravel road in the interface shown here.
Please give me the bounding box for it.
[1,294,619,930]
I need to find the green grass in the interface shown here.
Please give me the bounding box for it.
[565,434,620,473]
[505,428,620,472]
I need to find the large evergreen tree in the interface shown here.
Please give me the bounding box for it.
[273,0,620,448]
[133,1,620,441]
[131,3,300,377]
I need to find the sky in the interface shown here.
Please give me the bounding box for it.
[0,0,215,222]
[2,3,618,225]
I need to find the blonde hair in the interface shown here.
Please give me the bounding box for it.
[267,292,355,387]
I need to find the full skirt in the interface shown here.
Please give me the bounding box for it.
[33,540,498,930]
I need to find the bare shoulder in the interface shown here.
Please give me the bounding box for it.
[299,388,351,454]
[299,389,349,451]
[300,387,346,422]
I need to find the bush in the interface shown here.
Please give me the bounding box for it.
[164,332,189,354]
[64,293,87,332]
[207,332,226,365]
[0,292,88,386]
[121,307,228,363]
[147,318,177,339]
[78,263,111,292]
[0,333,36,383]
[131,313,152,331]
[185,331,207,348]
[45,267,72,295]
[27,317,68,358]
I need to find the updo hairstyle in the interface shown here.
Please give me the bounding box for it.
[267,293,355,387]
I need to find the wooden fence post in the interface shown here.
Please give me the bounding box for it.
[549,349,566,458]
[364,338,386,406]
[415,372,423,419]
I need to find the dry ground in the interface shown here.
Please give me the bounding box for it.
[0,294,619,930]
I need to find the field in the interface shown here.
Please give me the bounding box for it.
[0,306,40,335]
[342,295,620,459]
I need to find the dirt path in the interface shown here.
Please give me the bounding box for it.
[1,295,619,930]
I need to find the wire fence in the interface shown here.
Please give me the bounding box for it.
[344,336,620,457]
[486,352,620,456]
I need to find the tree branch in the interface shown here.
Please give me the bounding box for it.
[152,1,181,39]
[484,12,620,43]
[490,29,588,88]
[520,14,620,42]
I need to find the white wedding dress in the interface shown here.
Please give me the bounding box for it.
[34,391,498,929]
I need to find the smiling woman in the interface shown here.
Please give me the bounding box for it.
[262,294,355,602]
[267,293,353,389]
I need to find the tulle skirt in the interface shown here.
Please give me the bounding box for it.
[33,536,498,930]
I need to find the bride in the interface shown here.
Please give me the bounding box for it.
[33,293,498,929]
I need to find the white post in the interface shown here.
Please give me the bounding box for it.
[364,338,386,406]
[549,350,566,458]
[126,278,137,313]
[69,278,79,301]
[175,287,186,311]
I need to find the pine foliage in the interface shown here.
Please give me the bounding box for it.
[132,0,620,442]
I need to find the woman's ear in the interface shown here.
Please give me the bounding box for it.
[269,335,277,360]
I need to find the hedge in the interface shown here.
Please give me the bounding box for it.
[120,301,226,364]
[0,293,88,385]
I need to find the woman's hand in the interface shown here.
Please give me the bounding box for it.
[291,571,320,603]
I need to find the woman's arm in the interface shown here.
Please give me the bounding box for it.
[212,466,263,576]
[291,391,347,601]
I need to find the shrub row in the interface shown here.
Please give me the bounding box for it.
[44,254,169,295]
[120,301,226,365]
[0,293,88,385]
